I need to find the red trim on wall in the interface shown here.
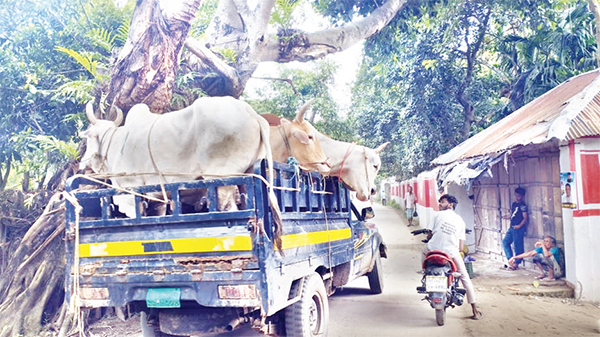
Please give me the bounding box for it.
[574,209,600,217]
[417,180,429,207]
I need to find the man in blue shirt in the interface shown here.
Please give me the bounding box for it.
[508,236,562,281]
[503,187,528,270]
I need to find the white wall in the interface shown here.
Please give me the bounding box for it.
[560,137,600,302]
[448,183,476,253]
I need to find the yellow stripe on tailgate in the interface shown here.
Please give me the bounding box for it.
[79,236,253,258]
[280,228,351,250]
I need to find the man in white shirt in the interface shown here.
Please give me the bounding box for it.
[422,194,483,320]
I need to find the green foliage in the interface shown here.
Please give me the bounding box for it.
[54,80,96,103]
[216,48,238,65]
[350,0,596,180]
[313,0,380,23]
[86,28,117,53]
[10,129,79,190]
[55,47,100,78]
[247,60,356,142]
[0,0,134,191]
[271,0,302,29]
[189,0,219,38]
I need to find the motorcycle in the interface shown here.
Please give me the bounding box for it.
[411,228,467,326]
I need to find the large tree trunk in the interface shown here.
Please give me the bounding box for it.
[0,193,68,337]
[105,0,202,115]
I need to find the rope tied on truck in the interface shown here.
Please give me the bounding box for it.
[62,190,85,337]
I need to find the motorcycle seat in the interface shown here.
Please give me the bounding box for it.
[423,250,457,271]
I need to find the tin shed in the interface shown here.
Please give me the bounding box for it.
[432,69,600,301]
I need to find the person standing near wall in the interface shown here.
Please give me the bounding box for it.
[381,190,387,206]
[405,185,417,226]
[502,187,529,270]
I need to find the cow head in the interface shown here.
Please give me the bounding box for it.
[279,100,330,174]
[340,142,389,202]
[79,101,123,172]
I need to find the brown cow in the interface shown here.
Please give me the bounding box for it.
[262,100,330,174]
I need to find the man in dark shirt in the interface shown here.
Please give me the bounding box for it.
[502,187,528,270]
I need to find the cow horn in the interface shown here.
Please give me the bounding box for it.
[85,101,98,125]
[295,99,314,123]
[375,142,390,154]
[113,106,124,127]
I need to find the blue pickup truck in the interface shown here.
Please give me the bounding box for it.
[65,160,387,337]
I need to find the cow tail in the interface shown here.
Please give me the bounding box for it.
[256,115,284,256]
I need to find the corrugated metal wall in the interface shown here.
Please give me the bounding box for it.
[472,143,562,264]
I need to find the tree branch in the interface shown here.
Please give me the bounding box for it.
[261,0,407,62]
[251,77,299,94]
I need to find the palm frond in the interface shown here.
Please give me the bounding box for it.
[86,28,116,52]
[116,18,130,45]
[55,46,99,78]
[53,80,95,103]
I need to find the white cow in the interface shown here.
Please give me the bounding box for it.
[261,112,388,202]
[317,134,389,202]
[79,96,283,246]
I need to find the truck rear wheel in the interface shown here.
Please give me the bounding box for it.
[285,272,329,337]
[367,252,384,294]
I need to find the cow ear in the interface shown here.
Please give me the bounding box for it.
[79,130,90,138]
[375,142,390,153]
[280,118,291,126]
[291,129,310,144]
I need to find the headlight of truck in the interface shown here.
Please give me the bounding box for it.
[217,284,257,299]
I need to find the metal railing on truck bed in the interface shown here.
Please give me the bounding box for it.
[64,160,352,316]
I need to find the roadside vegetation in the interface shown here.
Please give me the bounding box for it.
[0,0,597,335]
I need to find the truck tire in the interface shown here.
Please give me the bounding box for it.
[367,252,384,294]
[285,273,329,337]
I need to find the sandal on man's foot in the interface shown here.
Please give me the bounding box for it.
[508,265,519,271]
[470,311,484,320]
[535,274,547,280]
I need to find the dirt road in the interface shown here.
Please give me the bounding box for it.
[87,203,600,337]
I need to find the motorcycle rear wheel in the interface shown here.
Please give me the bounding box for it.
[435,308,446,326]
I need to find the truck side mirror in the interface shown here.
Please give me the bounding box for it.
[361,207,374,220]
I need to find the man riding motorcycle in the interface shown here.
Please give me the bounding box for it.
[421,194,483,320]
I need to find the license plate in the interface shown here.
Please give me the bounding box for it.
[146,288,181,308]
[425,276,448,292]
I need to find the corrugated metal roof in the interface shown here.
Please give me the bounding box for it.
[433,69,600,166]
